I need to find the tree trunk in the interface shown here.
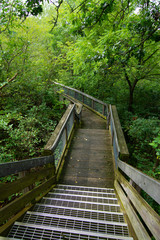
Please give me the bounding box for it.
[128,87,134,112]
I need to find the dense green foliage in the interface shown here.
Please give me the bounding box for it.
[0,82,65,162]
[0,5,65,162]
[46,0,160,179]
[0,0,160,214]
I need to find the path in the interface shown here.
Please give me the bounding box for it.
[60,107,114,188]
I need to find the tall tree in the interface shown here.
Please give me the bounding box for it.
[58,0,160,111]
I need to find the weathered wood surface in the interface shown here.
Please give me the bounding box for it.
[110,105,129,161]
[0,176,56,225]
[118,159,160,204]
[0,167,54,201]
[114,180,150,240]
[44,104,75,153]
[60,107,114,188]
[81,107,107,129]
[63,93,107,120]
[116,170,160,239]
[0,184,56,236]
[0,156,54,178]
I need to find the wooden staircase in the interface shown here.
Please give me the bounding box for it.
[6,184,133,240]
[0,83,159,240]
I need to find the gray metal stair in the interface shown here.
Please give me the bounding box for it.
[7,184,133,240]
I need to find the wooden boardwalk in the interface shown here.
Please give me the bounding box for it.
[60,107,114,188]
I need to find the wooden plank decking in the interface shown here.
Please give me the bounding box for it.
[59,107,114,188]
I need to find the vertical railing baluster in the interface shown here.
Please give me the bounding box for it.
[112,127,114,145]
[103,105,105,116]
[65,125,68,144]
[82,94,84,103]
[92,100,94,109]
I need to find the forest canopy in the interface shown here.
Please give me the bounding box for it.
[0,0,160,182]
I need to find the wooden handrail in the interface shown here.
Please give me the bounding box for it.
[44,104,75,154]
[118,159,160,205]
[54,82,108,107]
[54,82,129,162]
[1,82,159,239]
[115,180,151,240]
[0,155,53,178]
[0,167,53,201]
[54,82,108,119]
[115,170,160,240]
[0,102,82,229]
[109,105,129,161]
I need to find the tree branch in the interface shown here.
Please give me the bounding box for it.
[143,48,160,64]
[122,65,132,89]
[124,26,160,56]
[0,73,18,91]
[86,0,115,28]
[70,0,88,13]
[50,0,63,32]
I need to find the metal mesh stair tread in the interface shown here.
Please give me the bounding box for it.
[57,184,115,193]
[45,193,118,204]
[21,212,129,235]
[8,222,133,240]
[52,188,116,198]
[38,200,121,212]
[7,184,133,240]
[33,204,125,222]
[48,191,117,199]
[24,211,127,226]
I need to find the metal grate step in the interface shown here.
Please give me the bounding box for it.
[57,184,115,193]
[40,198,121,212]
[6,184,133,240]
[46,192,118,204]
[52,188,117,198]
[24,211,127,227]
[33,204,125,223]
[21,212,129,236]
[8,222,133,240]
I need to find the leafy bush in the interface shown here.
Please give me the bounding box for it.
[128,117,160,178]
[0,82,65,163]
